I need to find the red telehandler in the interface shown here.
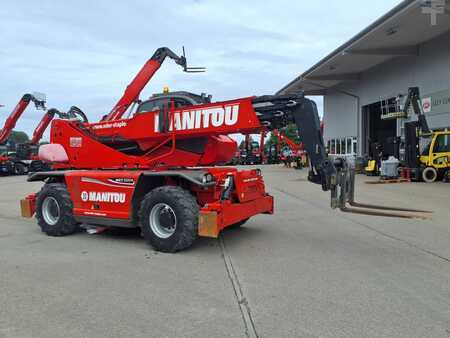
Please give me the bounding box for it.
[272,129,307,168]
[13,108,60,173]
[0,93,49,175]
[20,47,429,252]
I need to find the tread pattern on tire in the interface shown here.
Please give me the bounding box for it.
[422,167,438,183]
[139,186,199,253]
[14,163,26,175]
[36,183,80,236]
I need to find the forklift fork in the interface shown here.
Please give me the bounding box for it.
[332,167,432,219]
[253,93,432,220]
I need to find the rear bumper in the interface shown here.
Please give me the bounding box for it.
[198,194,274,238]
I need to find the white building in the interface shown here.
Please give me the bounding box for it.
[278,0,450,160]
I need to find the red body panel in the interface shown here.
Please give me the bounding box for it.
[48,97,264,170]
[203,195,273,232]
[65,171,140,219]
[54,168,272,231]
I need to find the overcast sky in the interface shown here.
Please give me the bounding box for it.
[0,0,402,139]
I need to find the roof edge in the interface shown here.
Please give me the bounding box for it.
[277,0,417,94]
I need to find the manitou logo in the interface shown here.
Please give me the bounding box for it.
[81,191,126,203]
[154,104,239,132]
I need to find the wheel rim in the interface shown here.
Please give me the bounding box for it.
[424,168,437,182]
[42,196,61,226]
[149,203,177,239]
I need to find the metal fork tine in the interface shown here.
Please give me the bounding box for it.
[340,205,431,220]
[333,164,432,219]
[348,201,432,213]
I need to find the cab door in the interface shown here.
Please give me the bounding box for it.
[430,133,450,170]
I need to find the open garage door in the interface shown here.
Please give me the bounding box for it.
[362,100,398,159]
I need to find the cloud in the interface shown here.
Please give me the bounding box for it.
[0,0,402,139]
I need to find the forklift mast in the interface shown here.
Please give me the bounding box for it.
[401,87,432,171]
[402,87,431,134]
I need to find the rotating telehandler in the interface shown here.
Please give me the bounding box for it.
[20,47,430,252]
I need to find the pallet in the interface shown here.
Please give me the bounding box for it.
[365,178,411,184]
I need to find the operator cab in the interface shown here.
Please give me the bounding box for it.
[136,91,212,114]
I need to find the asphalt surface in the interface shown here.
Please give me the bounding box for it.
[0,166,449,337]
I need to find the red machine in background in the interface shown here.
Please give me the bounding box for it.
[20,47,428,252]
[14,109,58,173]
[238,134,264,165]
[272,129,306,168]
[0,94,50,175]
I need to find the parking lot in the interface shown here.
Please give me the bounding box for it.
[1,165,450,337]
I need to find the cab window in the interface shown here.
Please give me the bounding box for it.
[137,98,192,113]
[433,134,450,153]
[174,98,192,108]
[136,99,165,113]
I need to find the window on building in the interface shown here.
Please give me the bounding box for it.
[331,139,336,154]
[347,138,352,155]
[326,137,358,156]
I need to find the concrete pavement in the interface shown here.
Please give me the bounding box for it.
[1,167,449,337]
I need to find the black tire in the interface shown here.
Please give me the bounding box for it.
[228,218,249,229]
[443,170,450,183]
[29,161,50,172]
[139,186,199,253]
[14,162,26,175]
[36,183,80,236]
[422,167,438,183]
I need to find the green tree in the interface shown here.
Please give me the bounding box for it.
[264,124,300,150]
[8,130,30,146]
[284,124,300,144]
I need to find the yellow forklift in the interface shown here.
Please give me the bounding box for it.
[402,87,450,182]
[419,130,450,182]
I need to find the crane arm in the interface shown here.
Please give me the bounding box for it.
[30,110,56,145]
[0,94,45,144]
[105,47,205,121]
